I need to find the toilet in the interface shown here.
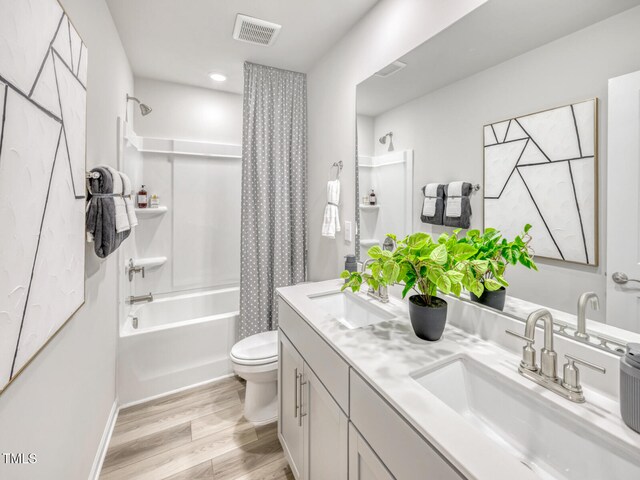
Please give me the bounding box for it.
[230,330,279,425]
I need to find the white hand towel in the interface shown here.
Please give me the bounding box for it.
[446,181,464,218]
[118,171,138,228]
[322,179,341,239]
[422,183,439,217]
[105,166,130,233]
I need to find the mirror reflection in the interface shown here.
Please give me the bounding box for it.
[355,0,640,343]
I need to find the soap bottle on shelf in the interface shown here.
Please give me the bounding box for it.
[150,194,159,208]
[369,189,377,206]
[137,185,148,208]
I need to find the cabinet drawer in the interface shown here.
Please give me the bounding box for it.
[278,297,350,413]
[350,370,464,480]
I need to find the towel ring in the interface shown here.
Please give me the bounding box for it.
[329,161,343,181]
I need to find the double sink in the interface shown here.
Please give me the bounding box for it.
[309,290,640,480]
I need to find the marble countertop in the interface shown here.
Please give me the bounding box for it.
[277,279,640,480]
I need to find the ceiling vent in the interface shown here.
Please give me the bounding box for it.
[233,14,281,47]
[374,61,407,78]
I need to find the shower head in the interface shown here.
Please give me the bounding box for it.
[126,94,153,117]
[379,132,394,152]
[139,103,152,116]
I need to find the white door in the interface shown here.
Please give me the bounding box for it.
[278,331,304,479]
[348,423,394,480]
[607,70,640,332]
[302,365,349,480]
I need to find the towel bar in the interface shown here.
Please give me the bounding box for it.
[86,171,101,179]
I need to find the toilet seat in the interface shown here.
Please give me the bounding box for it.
[230,330,278,366]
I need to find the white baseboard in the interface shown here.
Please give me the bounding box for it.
[89,398,119,480]
[117,373,235,410]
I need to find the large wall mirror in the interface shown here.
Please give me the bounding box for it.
[355,0,640,348]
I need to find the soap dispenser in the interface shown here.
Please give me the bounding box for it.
[621,343,640,433]
[369,189,377,205]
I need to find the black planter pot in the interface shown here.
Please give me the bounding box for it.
[470,286,506,311]
[408,295,448,341]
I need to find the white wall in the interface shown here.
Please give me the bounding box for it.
[366,7,640,320]
[307,0,487,281]
[0,0,134,479]
[133,77,242,144]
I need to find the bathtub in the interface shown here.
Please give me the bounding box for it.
[117,286,239,405]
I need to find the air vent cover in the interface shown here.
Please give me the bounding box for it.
[233,14,281,47]
[374,61,407,78]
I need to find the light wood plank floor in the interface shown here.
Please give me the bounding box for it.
[100,376,293,480]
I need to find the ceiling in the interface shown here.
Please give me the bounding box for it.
[106,0,379,94]
[357,0,640,117]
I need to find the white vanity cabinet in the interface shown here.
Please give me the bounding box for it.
[278,324,348,480]
[277,296,464,480]
[349,424,394,480]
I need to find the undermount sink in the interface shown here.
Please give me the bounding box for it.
[412,357,640,480]
[309,291,394,329]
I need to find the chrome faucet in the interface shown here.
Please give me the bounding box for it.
[362,259,389,303]
[506,308,605,403]
[576,292,599,340]
[128,258,145,282]
[127,293,153,305]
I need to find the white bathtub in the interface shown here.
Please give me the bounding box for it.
[117,287,239,405]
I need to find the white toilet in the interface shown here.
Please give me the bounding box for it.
[230,330,279,426]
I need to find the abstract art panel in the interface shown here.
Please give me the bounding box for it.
[484,99,597,265]
[0,0,87,391]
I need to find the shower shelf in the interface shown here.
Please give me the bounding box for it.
[128,256,167,269]
[135,206,168,217]
[359,204,380,210]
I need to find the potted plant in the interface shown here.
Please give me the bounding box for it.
[341,231,478,341]
[458,225,537,311]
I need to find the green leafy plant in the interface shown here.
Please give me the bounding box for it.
[458,224,538,297]
[341,230,479,307]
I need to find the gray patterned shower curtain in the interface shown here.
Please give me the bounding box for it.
[238,62,307,339]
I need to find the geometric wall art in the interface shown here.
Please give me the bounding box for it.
[0,0,87,392]
[484,99,598,266]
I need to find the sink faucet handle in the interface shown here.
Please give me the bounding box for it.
[562,354,605,396]
[564,354,606,374]
[505,329,535,344]
[506,329,537,371]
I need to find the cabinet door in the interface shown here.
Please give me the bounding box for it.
[278,330,304,479]
[302,364,348,480]
[349,423,394,480]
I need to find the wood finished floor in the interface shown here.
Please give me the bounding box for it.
[100,376,293,480]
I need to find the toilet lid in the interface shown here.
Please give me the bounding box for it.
[231,330,278,364]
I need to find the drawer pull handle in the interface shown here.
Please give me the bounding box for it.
[294,368,299,418]
[298,373,307,427]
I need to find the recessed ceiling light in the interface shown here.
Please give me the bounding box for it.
[209,73,227,82]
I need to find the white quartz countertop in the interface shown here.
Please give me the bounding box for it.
[277,279,640,480]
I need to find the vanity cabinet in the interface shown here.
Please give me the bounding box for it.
[349,423,394,480]
[278,329,348,480]
[278,297,463,480]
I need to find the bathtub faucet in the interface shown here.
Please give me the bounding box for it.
[127,293,153,305]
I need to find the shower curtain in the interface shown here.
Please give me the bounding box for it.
[239,62,307,339]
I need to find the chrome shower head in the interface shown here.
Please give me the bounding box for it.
[126,94,153,117]
[139,103,152,116]
[379,132,394,152]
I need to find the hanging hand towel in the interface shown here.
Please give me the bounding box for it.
[322,179,341,239]
[422,183,439,217]
[118,171,138,228]
[86,167,130,258]
[420,183,445,225]
[105,166,130,233]
[444,182,472,228]
[446,181,464,218]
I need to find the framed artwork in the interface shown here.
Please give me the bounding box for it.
[483,99,598,266]
[0,0,87,391]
